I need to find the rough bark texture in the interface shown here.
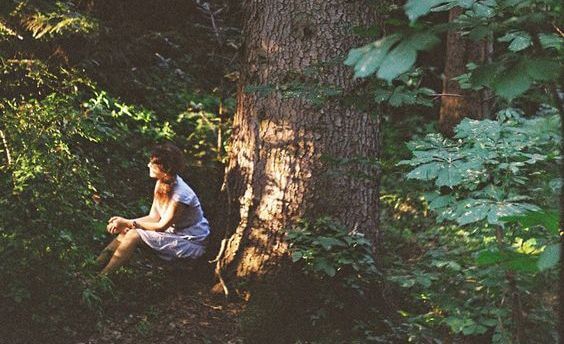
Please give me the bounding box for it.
[220,0,379,280]
[439,7,489,137]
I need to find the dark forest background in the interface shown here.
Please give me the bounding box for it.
[0,1,561,343]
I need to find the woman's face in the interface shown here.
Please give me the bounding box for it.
[148,160,166,180]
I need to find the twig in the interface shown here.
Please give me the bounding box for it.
[212,238,229,298]
[195,1,224,45]
[0,128,12,166]
[431,92,464,98]
[553,24,564,38]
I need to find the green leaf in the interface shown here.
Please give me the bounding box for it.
[405,162,440,181]
[501,210,558,235]
[429,195,455,210]
[373,88,392,103]
[470,63,505,87]
[351,35,402,78]
[473,3,495,17]
[316,236,346,250]
[503,252,538,273]
[509,35,532,52]
[468,26,491,40]
[436,166,463,188]
[404,0,451,22]
[415,275,432,288]
[407,31,441,51]
[457,203,490,225]
[476,249,539,272]
[476,249,502,265]
[525,59,561,81]
[314,259,337,277]
[377,40,417,82]
[376,32,438,82]
[491,63,532,100]
[463,324,488,335]
[388,86,417,107]
[344,44,372,66]
[539,33,563,51]
[537,244,560,271]
[291,251,303,263]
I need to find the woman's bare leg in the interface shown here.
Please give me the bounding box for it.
[96,233,126,267]
[100,230,141,275]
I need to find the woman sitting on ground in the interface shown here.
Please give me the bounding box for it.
[97,142,210,275]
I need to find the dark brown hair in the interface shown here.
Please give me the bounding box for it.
[150,142,185,202]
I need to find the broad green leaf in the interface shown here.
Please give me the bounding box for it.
[373,88,392,103]
[496,30,535,52]
[509,35,531,52]
[473,3,495,17]
[463,324,488,335]
[501,210,558,235]
[415,275,432,288]
[316,236,345,250]
[291,251,303,262]
[476,249,539,272]
[407,31,441,51]
[491,63,532,100]
[344,44,372,66]
[458,0,476,8]
[487,202,540,225]
[457,203,490,225]
[470,63,505,87]
[525,59,561,81]
[429,195,455,210]
[405,162,440,181]
[503,252,539,273]
[446,317,475,333]
[468,26,491,40]
[539,33,563,51]
[375,32,438,82]
[436,166,463,187]
[314,259,337,277]
[351,35,401,78]
[404,0,451,22]
[476,250,502,265]
[388,86,417,107]
[377,40,417,82]
[537,244,560,271]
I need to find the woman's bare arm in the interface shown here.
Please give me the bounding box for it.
[132,197,160,223]
[107,198,160,233]
[127,201,188,232]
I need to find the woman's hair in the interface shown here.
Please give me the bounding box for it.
[150,142,185,202]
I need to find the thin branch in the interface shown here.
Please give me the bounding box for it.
[432,93,464,97]
[0,129,12,166]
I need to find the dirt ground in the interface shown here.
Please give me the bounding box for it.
[81,260,244,344]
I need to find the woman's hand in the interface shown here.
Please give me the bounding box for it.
[107,216,132,234]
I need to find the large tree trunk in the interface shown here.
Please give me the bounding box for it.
[439,7,490,137]
[218,0,379,282]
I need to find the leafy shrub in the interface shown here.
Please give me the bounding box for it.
[399,108,559,226]
[284,217,384,341]
[381,111,560,343]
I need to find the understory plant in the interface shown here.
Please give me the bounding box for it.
[384,109,560,342]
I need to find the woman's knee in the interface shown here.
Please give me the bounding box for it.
[123,229,141,244]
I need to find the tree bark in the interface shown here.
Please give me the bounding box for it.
[218,0,380,282]
[439,7,489,137]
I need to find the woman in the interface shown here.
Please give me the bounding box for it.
[97,142,210,275]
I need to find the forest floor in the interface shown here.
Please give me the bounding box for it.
[81,259,244,344]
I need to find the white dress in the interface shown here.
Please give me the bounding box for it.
[135,175,210,261]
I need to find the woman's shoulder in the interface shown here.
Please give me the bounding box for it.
[172,175,198,205]
[175,175,195,192]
